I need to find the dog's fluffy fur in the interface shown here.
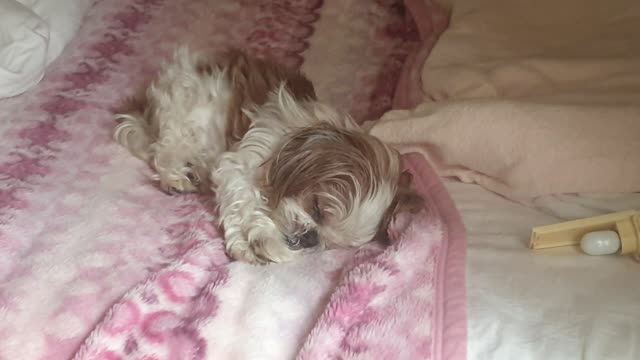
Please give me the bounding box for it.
[114,47,421,264]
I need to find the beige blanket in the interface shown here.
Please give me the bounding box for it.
[371,98,640,201]
[372,0,640,201]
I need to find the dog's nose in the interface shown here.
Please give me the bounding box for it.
[299,229,319,249]
[286,229,319,250]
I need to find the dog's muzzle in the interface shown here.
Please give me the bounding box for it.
[286,229,319,250]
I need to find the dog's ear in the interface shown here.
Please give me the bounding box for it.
[374,170,424,245]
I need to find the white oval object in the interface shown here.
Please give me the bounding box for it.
[580,230,621,256]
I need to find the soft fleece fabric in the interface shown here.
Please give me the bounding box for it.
[0,0,466,359]
[375,0,640,201]
[73,153,467,360]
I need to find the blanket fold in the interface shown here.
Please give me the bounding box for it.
[371,98,640,201]
[376,0,640,201]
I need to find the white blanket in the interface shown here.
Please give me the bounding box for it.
[448,180,640,360]
[0,0,91,98]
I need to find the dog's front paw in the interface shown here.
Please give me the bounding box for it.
[159,178,197,195]
[226,241,270,265]
[246,226,296,264]
[155,161,207,195]
[224,226,295,264]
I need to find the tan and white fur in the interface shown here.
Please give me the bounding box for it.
[114,47,421,264]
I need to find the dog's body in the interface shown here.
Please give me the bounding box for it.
[115,47,420,264]
[115,48,316,194]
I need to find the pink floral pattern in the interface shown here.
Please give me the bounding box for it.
[0,0,465,359]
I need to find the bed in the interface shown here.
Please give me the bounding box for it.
[1,0,638,359]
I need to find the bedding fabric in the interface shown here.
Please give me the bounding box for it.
[0,0,91,98]
[370,98,640,202]
[0,0,48,98]
[448,180,640,360]
[73,153,467,360]
[0,1,466,359]
[372,0,640,201]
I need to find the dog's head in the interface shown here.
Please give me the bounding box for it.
[251,122,423,262]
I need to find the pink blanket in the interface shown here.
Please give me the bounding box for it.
[0,1,465,359]
[71,153,466,360]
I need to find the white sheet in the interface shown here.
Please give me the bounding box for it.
[445,180,640,360]
[0,0,91,98]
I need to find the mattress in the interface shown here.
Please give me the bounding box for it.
[446,180,640,360]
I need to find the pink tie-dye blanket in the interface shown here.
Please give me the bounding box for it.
[0,0,465,359]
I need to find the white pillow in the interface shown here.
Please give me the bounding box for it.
[0,0,92,99]
[21,0,92,64]
[0,0,49,98]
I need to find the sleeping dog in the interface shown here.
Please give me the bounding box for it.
[114,47,421,264]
